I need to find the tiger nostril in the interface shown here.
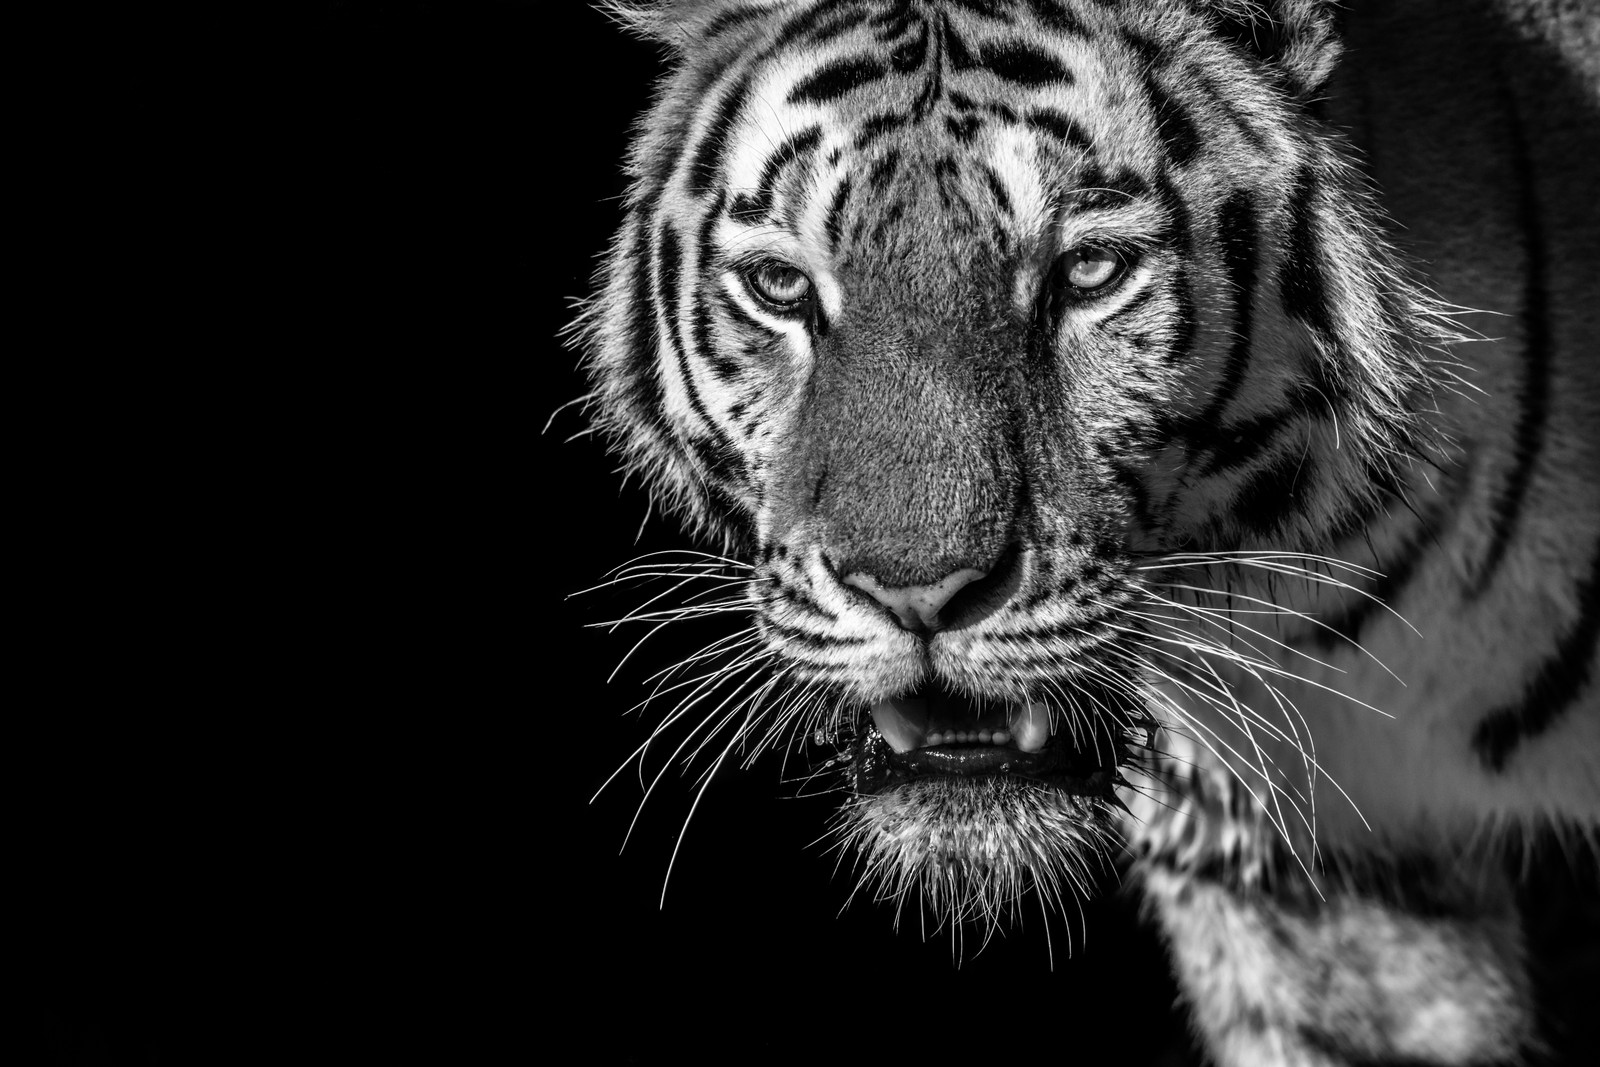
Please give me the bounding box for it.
[840,567,989,632]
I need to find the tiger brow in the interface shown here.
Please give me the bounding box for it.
[1062,173,1152,214]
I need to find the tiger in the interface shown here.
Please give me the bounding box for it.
[569,0,1600,1063]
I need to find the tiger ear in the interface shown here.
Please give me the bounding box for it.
[1202,0,1343,101]
[601,0,767,50]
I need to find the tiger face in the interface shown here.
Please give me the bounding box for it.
[581,0,1442,927]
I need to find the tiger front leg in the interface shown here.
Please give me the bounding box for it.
[1138,863,1538,1067]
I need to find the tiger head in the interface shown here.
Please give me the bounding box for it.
[576,0,1446,930]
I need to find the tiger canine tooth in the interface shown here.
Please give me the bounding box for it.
[869,697,929,754]
[1007,702,1051,753]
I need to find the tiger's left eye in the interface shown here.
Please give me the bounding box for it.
[746,261,814,309]
[1061,245,1126,292]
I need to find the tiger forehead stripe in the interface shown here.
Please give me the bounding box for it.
[695,16,1108,247]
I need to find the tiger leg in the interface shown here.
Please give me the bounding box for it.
[1138,863,1539,1067]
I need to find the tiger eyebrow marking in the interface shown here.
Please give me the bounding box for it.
[728,126,823,223]
[1026,108,1094,153]
[946,25,1075,88]
[1062,170,1151,213]
[788,54,889,104]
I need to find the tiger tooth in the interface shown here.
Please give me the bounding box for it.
[1007,702,1051,753]
[870,697,929,754]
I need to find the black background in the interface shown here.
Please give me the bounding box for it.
[32,3,1192,1063]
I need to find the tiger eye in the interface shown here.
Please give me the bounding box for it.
[1064,246,1123,291]
[748,261,813,308]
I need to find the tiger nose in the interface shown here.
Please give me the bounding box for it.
[840,567,989,633]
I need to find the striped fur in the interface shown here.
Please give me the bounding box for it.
[573,2,1600,1063]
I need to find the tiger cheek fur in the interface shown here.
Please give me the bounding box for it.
[575,2,1600,1065]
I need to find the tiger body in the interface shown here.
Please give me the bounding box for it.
[576,1,1600,1063]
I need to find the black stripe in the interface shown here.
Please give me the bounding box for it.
[703,472,752,528]
[1194,189,1259,424]
[788,54,889,104]
[643,58,739,196]
[976,40,1073,86]
[763,125,823,187]
[1193,408,1293,477]
[989,606,1123,645]
[932,154,959,208]
[942,16,980,71]
[1309,499,1448,652]
[656,220,740,478]
[1233,451,1310,536]
[774,580,840,624]
[1144,70,1200,166]
[1192,69,1270,153]
[1069,169,1151,212]
[717,281,769,335]
[983,166,1012,215]
[1099,286,1157,331]
[1026,108,1093,152]
[1151,174,1198,366]
[619,215,671,444]
[946,112,984,142]
[1122,30,1166,66]
[1470,95,1550,598]
[824,176,853,252]
[1109,457,1157,529]
[853,110,909,147]
[687,73,753,198]
[1163,264,1197,364]
[869,200,907,247]
[1473,535,1600,771]
[775,1,870,51]
[1024,0,1088,37]
[867,148,901,192]
[655,225,713,434]
[1280,168,1335,336]
[1152,172,1191,255]
[728,194,765,223]
[759,619,864,649]
[687,432,742,489]
[888,20,928,70]
[946,28,1074,86]
[734,125,823,223]
[984,99,1019,123]
[693,191,743,383]
[868,5,909,33]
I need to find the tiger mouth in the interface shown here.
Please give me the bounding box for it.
[853,679,1124,796]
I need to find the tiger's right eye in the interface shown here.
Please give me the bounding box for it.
[1058,245,1127,294]
[745,261,814,311]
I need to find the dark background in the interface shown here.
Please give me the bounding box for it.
[32,3,1191,1062]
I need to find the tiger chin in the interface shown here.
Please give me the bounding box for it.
[572,1,1599,1064]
